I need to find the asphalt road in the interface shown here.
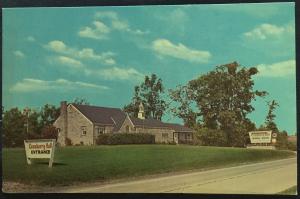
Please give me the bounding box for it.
[65,157,297,194]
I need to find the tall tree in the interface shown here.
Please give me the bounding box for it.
[170,62,266,146]
[2,108,26,147]
[124,74,167,120]
[169,85,199,128]
[40,104,60,127]
[123,86,141,118]
[264,100,279,132]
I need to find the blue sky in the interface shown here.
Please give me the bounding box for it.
[2,3,296,134]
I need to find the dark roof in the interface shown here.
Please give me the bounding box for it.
[72,104,193,133]
[130,117,169,128]
[72,104,126,131]
[130,117,193,132]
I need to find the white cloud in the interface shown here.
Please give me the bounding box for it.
[244,23,294,40]
[46,40,67,53]
[152,39,211,63]
[78,20,110,40]
[10,78,109,93]
[104,58,116,65]
[89,11,149,38]
[85,66,144,82]
[111,20,129,31]
[256,59,295,77]
[45,40,116,65]
[27,36,36,42]
[77,48,115,63]
[14,50,25,58]
[56,56,84,68]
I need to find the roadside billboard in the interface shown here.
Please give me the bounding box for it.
[24,139,56,167]
[248,131,272,144]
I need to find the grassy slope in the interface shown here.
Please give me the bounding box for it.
[2,145,295,186]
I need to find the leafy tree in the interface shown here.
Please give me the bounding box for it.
[170,62,267,146]
[264,100,279,132]
[194,127,227,147]
[123,86,141,118]
[124,74,167,120]
[2,108,26,147]
[40,104,60,127]
[276,130,289,150]
[27,110,42,139]
[41,125,58,140]
[3,104,61,147]
[169,85,199,128]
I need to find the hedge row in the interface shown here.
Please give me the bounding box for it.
[96,133,155,145]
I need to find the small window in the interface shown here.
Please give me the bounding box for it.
[162,133,168,140]
[126,125,130,133]
[81,126,87,136]
[97,127,105,135]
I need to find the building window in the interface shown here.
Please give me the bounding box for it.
[126,125,130,133]
[97,127,105,135]
[162,133,168,141]
[81,126,87,136]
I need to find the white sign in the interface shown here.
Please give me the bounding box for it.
[24,139,56,167]
[249,131,272,144]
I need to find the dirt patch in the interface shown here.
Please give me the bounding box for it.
[2,181,57,193]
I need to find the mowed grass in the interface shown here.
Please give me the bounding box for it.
[2,145,295,186]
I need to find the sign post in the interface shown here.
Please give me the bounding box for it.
[24,139,56,167]
[249,131,272,144]
[247,131,275,149]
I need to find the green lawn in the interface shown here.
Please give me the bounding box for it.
[2,145,295,186]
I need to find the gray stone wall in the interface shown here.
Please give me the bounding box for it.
[67,105,94,145]
[135,127,174,143]
[94,125,114,143]
[118,117,175,143]
[118,116,135,133]
[53,103,192,146]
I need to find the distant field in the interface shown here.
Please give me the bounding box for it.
[2,145,295,186]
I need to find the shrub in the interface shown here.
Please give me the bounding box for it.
[275,131,288,150]
[41,125,58,140]
[195,127,228,147]
[65,138,73,146]
[27,133,41,139]
[287,141,297,151]
[96,133,155,145]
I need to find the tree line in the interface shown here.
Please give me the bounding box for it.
[122,62,293,149]
[2,98,88,147]
[2,62,295,149]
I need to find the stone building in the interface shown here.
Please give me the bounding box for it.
[54,101,194,146]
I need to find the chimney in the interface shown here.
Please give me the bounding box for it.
[60,101,68,143]
[138,102,145,120]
